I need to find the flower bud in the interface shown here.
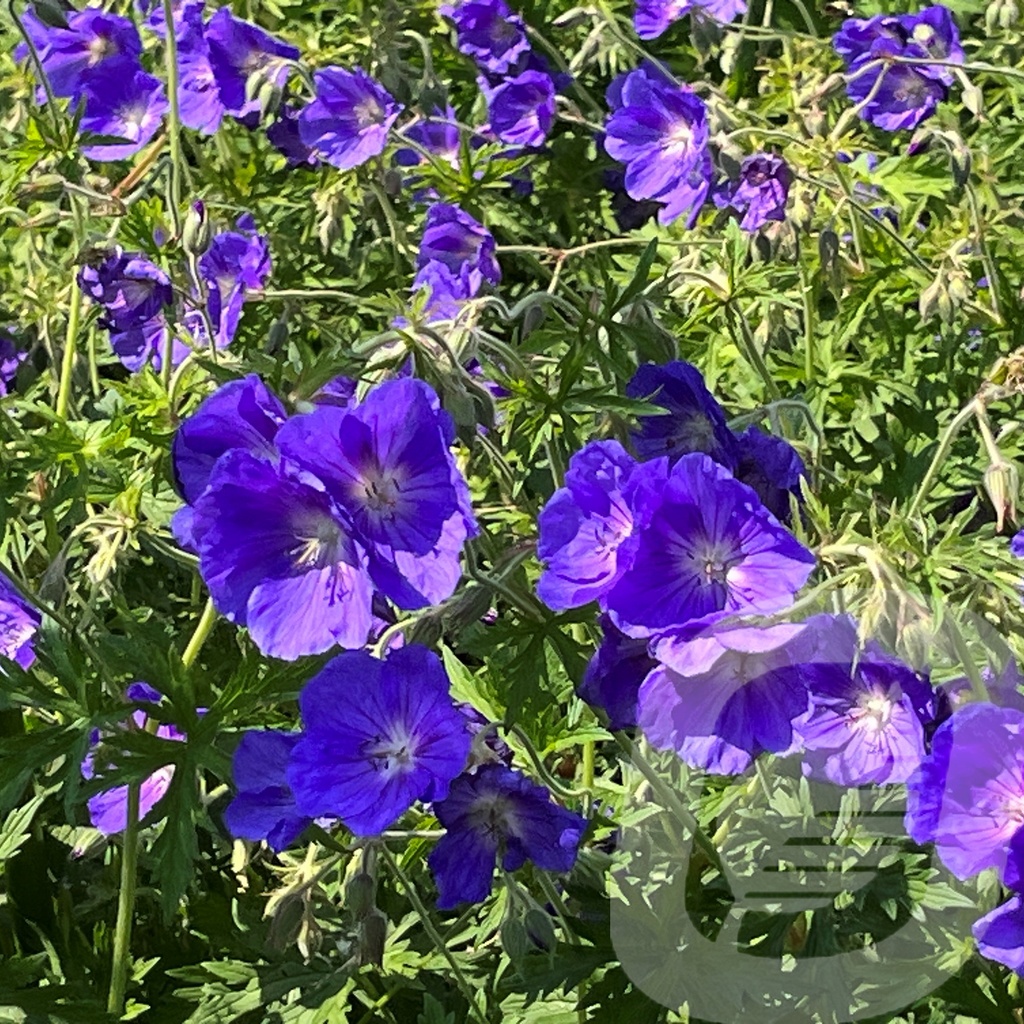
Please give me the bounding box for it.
[182,200,211,258]
[345,871,376,920]
[500,917,530,960]
[358,909,388,967]
[984,459,1018,533]
[524,908,557,952]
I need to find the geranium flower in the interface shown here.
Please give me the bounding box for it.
[440,0,531,76]
[287,646,471,835]
[714,153,792,232]
[0,571,40,670]
[634,0,747,40]
[78,69,168,161]
[428,764,588,908]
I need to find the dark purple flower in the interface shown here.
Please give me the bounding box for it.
[639,618,822,774]
[429,763,588,908]
[411,202,501,318]
[905,702,1024,881]
[1011,528,1024,559]
[79,69,168,160]
[458,704,514,765]
[312,375,358,407]
[535,440,665,611]
[395,106,462,170]
[203,7,298,119]
[604,453,816,637]
[634,0,747,40]
[0,571,41,671]
[480,69,555,149]
[714,153,792,232]
[602,167,661,232]
[732,425,806,523]
[109,314,186,373]
[223,730,308,851]
[287,645,471,836]
[171,373,287,511]
[579,615,656,730]
[833,6,962,132]
[19,6,142,102]
[440,0,531,76]
[198,219,272,349]
[0,329,29,397]
[297,66,402,171]
[192,449,375,660]
[267,103,319,167]
[793,623,938,786]
[78,249,173,333]
[626,360,739,468]
[604,64,713,227]
[83,688,185,835]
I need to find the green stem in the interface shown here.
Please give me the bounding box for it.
[613,733,726,876]
[944,613,991,703]
[181,598,217,669]
[797,239,816,385]
[56,279,81,420]
[107,782,140,1017]
[379,845,489,1024]
[504,724,588,801]
[534,870,579,946]
[907,397,980,519]
[724,302,781,401]
[162,0,184,238]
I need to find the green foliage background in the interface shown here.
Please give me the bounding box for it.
[1,0,1024,1019]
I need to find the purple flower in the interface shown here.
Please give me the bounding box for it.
[19,6,142,102]
[905,703,1024,881]
[440,0,531,76]
[0,329,29,397]
[287,646,471,835]
[177,12,225,135]
[458,704,514,765]
[267,104,319,167]
[1011,528,1024,559]
[203,7,298,119]
[412,202,501,318]
[276,377,466,558]
[639,619,820,774]
[428,764,588,908]
[173,375,287,506]
[110,314,185,373]
[395,107,462,171]
[535,440,666,611]
[297,67,402,171]
[605,454,815,637]
[79,69,168,161]
[714,153,791,232]
[192,449,375,660]
[480,69,555,149]
[973,895,1024,975]
[0,571,40,670]
[83,688,185,835]
[78,249,173,333]
[626,360,739,468]
[794,625,938,786]
[223,730,308,851]
[136,0,206,38]
[579,615,656,730]
[198,219,272,349]
[604,64,713,227]
[833,6,962,132]
[634,0,747,40]
[732,426,806,523]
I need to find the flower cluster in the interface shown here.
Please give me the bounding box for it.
[77,212,271,371]
[19,3,298,159]
[634,0,748,41]
[224,646,587,908]
[441,0,564,151]
[172,374,478,660]
[411,202,501,321]
[833,5,963,131]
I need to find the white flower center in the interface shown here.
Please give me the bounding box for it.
[365,726,418,778]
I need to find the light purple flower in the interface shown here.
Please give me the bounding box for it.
[0,571,41,670]
[714,153,792,232]
[440,0,531,76]
[634,0,748,40]
[480,69,555,149]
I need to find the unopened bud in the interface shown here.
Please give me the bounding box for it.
[500,917,530,960]
[524,908,557,952]
[346,871,376,920]
[359,909,388,967]
[181,200,211,258]
[984,459,1018,533]
[267,316,289,354]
